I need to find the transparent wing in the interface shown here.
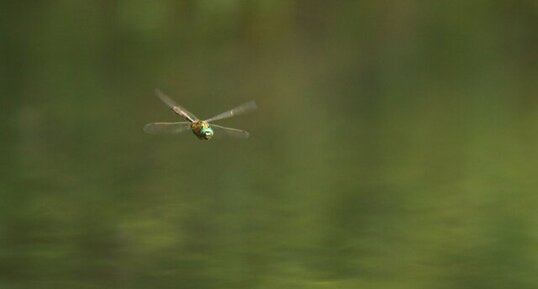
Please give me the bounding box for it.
[155,89,198,122]
[211,124,250,139]
[143,122,192,135]
[205,100,257,123]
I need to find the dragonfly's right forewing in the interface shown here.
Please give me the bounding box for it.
[155,89,198,122]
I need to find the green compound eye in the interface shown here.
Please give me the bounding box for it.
[201,128,214,138]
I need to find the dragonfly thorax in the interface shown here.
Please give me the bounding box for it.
[191,121,214,140]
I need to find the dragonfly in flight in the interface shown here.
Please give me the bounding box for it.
[144,89,257,140]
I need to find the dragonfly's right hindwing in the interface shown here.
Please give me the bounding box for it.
[143,122,192,135]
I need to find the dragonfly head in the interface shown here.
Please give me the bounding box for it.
[200,126,214,140]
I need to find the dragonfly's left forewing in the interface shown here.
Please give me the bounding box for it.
[205,100,257,123]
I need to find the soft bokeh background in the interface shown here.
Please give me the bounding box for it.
[1,1,538,288]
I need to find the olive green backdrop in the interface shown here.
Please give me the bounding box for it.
[1,1,537,288]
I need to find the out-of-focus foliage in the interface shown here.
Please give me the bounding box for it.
[1,1,537,288]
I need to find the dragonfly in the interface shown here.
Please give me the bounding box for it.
[144,89,257,140]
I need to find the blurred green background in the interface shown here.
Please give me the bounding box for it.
[1,1,538,288]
